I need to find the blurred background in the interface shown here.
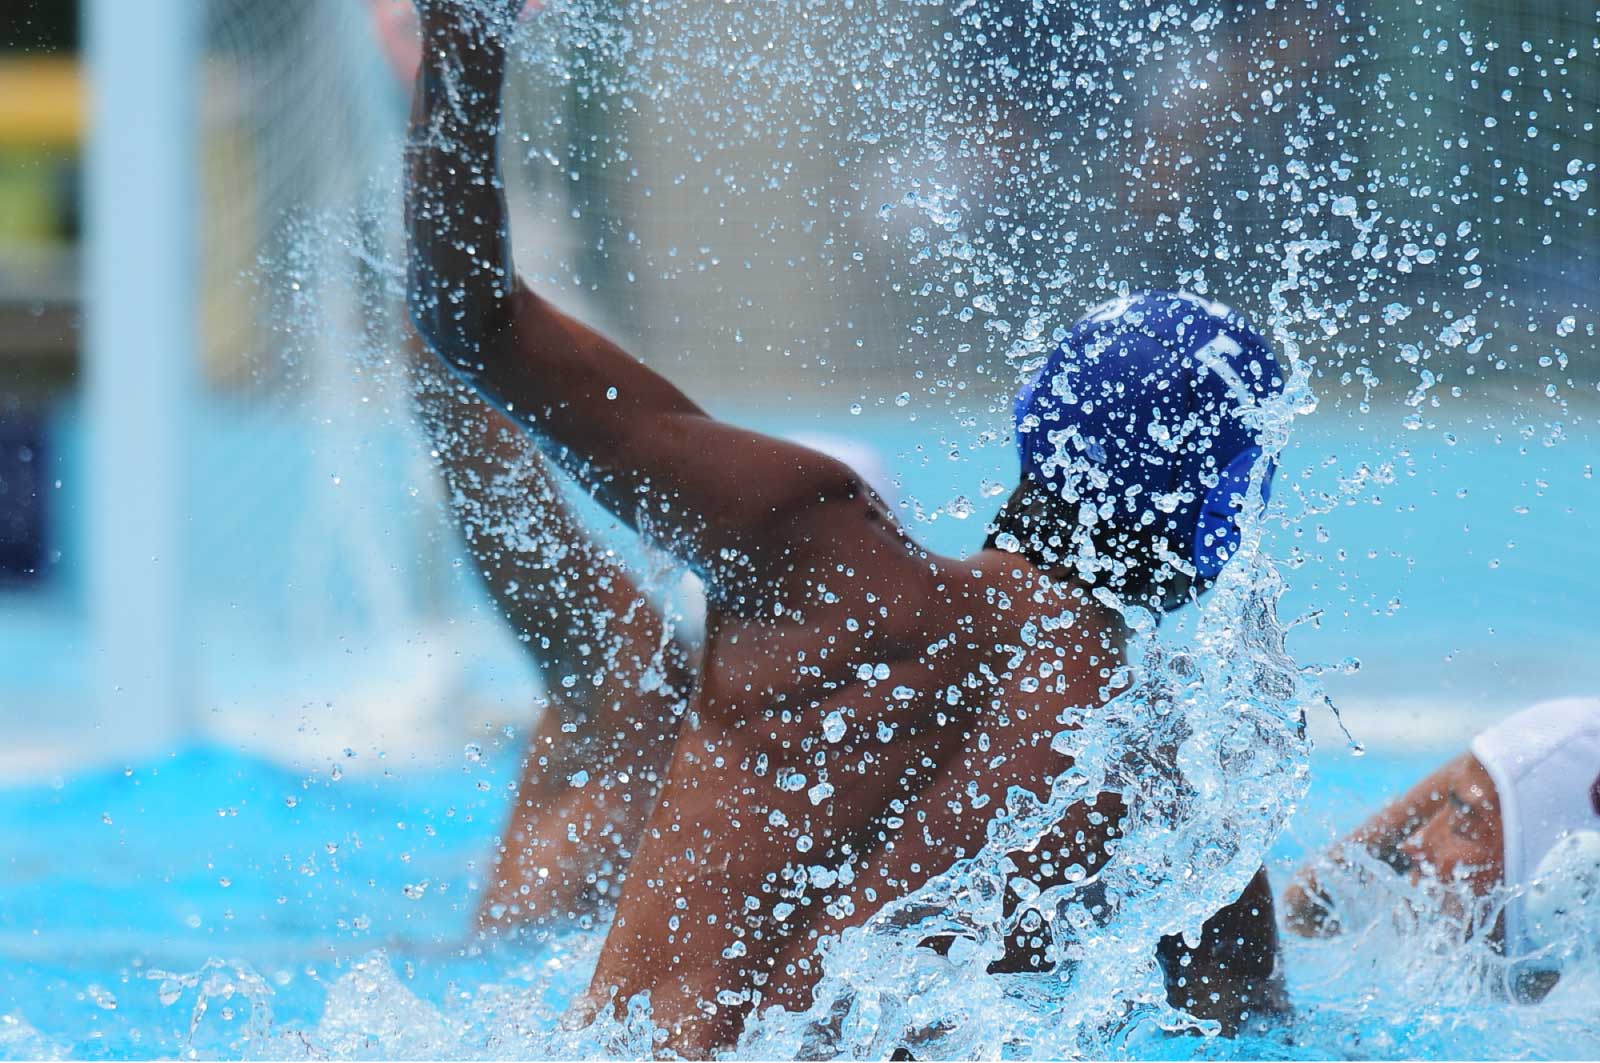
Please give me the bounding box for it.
[0,0,1594,781]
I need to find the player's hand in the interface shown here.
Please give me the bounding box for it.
[412,0,532,44]
[375,1,536,81]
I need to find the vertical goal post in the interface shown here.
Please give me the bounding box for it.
[84,0,198,746]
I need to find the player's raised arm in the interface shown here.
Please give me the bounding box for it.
[404,1,888,588]
[404,1,522,376]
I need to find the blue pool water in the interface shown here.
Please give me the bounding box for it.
[2,740,1596,1059]
[0,743,1454,1058]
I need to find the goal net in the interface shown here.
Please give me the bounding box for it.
[183,0,547,766]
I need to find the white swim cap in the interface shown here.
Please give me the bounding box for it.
[1470,697,1600,968]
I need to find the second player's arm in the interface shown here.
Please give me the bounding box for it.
[1283,755,1463,936]
[409,350,688,696]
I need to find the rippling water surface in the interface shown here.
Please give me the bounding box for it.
[3,741,1597,1059]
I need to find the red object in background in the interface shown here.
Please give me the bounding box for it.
[368,0,541,84]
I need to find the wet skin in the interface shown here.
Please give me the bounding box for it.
[1397,756,1505,901]
[1285,751,1505,938]
[406,2,1284,1053]
[408,352,692,930]
[573,491,1285,1051]
[1285,751,1593,1004]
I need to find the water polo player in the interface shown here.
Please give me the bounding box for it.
[1285,697,1600,999]
[405,1,1286,1052]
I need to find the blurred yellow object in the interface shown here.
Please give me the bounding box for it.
[0,156,60,245]
[0,57,83,149]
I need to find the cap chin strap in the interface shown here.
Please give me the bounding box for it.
[1191,446,1268,581]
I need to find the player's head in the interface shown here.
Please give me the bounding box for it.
[990,290,1283,611]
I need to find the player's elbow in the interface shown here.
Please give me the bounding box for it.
[406,295,511,394]
[751,456,883,561]
[406,288,469,366]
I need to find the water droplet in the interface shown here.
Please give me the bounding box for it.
[945,495,975,519]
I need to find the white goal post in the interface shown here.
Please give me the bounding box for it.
[84,0,198,749]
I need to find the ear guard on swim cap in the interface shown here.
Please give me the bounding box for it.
[1192,444,1270,580]
[1013,290,1282,582]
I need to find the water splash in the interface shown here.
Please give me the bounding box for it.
[1281,847,1600,1059]
[7,739,1600,1059]
[0,1013,63,1061]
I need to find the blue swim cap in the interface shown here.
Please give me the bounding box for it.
[1013,290,1282,581]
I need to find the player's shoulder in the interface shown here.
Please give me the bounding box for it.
[907,548,1056,624]
[952,547,1054,598]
